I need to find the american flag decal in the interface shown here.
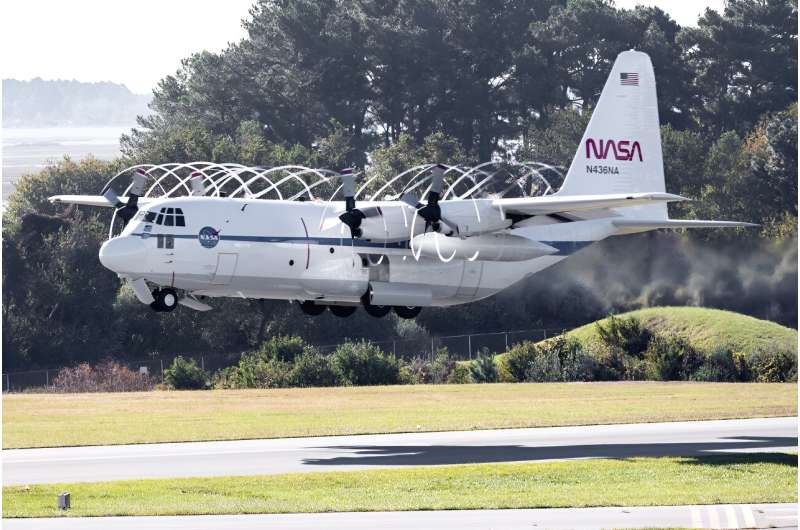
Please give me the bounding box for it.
[620,72,639,86]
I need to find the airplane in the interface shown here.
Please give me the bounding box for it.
[49,50,753,319]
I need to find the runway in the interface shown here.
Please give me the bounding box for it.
[3,417,796,485]
[3,504,797,529]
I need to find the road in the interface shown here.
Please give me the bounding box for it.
[4,504,797,529]
[4,417,796,485]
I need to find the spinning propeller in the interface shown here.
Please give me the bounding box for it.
[102,168,147,226]
[338,168,366,238]
[337,168,381,239]
[401,164,459,236]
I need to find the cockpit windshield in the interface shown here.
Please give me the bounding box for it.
[140,207,185,227]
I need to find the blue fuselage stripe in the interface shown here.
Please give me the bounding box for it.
[131,233,593,256]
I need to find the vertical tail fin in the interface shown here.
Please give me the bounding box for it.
[558,50,667,220]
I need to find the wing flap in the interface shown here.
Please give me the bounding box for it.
[493,192,687,216]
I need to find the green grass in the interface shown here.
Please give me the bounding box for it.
[565,306,797,355]
[4,453,796,518]
[4,382,796,448]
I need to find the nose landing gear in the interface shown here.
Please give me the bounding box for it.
[151,288,179,312]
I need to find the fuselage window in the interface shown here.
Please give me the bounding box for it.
[175,208,186,227]
[155,213,163,224]
[165,235,174,249]
[157,234,164,248]
[164,215,174,227]
[144,211,156,223]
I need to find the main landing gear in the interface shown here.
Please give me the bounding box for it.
[151,288,179,312]
[297,300,422,319]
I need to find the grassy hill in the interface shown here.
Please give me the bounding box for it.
[564,307,797,355]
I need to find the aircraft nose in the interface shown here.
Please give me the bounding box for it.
[99,236,145,274]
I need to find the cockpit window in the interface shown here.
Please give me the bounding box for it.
[149,207,186,227]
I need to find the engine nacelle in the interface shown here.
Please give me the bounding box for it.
[411,232,557,262]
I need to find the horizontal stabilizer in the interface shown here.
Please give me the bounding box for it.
[493,192,687,216]
[49,195,153,208]
[613,219,758,230]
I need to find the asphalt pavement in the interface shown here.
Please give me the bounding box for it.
[4,416,796,485]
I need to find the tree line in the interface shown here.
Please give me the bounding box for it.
[2,0,797,371]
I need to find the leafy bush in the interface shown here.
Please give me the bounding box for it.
[470,348,498,383]
[595,315,652,358]
[212,337,316,389]
[447,363,473,384]
[747,346,797,382]
[399,356,428,385]
[290,351,338,387]
[643,334,703,381]
[506,336,592,382]
[429,349,455,384]
[332,341,400,386]
[524,336,593,382]
[504,341,539,382]
[256,335,308,362]
[583,341,627,381]
[51,359,155,393]
[692,346,741,382]
[163,356,209,390]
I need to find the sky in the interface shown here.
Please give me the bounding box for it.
[1,0,726,95]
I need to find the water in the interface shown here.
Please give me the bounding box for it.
[2,126,132,200]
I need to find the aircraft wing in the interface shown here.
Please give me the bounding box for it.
[612,219,758,229]
[48,195,154,207]
[492,192,688,216]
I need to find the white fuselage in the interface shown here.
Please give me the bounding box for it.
[99,196,612,307]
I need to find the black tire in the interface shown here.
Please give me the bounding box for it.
[299,301,326,316]
[394,306,422,319]
[361,292,391,318]
[329,305,357,318]
[152,288,179,312]
[364,303,391,318]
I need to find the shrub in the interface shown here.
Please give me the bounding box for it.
[256,335,308,362]
[524,336,593,382]
[504,341,539,382]
[332,341,400,386]
[51,359,155,393]
[747,346,797,382]
[584,341,627,381]
[163,356,208,390]
[448,363,473,384]
[643,334,703,381]
[429,349,455,384]
[290,351,338,387]
[399,356,428,385]
[692,346,741,382]
[506,336,592,382]
[595,315,652,358]
[470,348,498,383]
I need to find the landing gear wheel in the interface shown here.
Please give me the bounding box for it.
[329,305,357,318]
[299,301,326,316]
[394,306,422,319]
[151,288,178,312]
[361,293,391,318]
